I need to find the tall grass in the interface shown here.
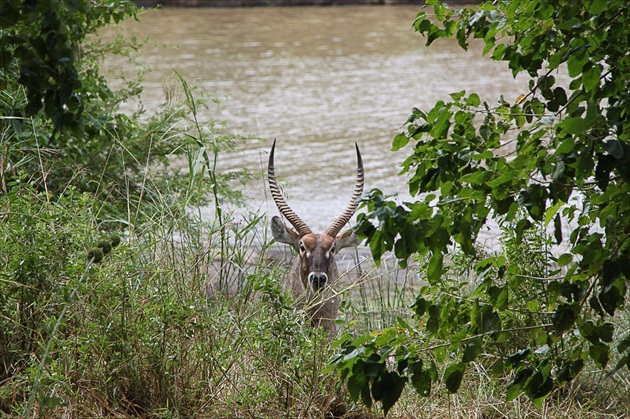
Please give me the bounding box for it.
[2,76,629,418]
[0,134,335,417]
[2,167,629,418]
[0,75,366,417]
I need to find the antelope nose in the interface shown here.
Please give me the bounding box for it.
[308,272,328,292]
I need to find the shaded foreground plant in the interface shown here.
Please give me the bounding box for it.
[0,0,253,221]
[0,2,360,416]
[331,219,630,417]
[0,176,348,417]
[329,0,630,415]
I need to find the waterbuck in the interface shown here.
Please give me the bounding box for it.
[268,140,364,336]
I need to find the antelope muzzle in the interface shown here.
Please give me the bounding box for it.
[308,272,328,292]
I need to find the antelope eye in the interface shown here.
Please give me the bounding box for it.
[299,242,306,253]
[330,244,336,254]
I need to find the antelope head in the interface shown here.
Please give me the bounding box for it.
[268,140,364,332]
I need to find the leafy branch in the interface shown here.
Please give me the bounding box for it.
[332,0,630,415]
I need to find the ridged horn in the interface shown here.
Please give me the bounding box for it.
[268,139,313,236]
[324,142,364,238]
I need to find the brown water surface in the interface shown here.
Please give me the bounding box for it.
[100,6,527,234]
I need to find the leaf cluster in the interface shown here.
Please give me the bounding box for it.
[1,0,253,222]
[1,0,137,133]
[334,0,630,415]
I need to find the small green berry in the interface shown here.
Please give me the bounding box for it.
[97,240,112,255]
[88,248,103,263]
[110,234,121,247]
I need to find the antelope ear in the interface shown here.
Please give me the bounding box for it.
[336,230,359,250]
[271,216,300,249]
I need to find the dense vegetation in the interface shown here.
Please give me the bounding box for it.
[1,0,628,417]
[332,0,630,415]
[0,0,272,416]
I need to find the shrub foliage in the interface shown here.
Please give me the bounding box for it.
[332,0,630,415]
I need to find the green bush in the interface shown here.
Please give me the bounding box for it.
[332,0,630,415]
[0,177,348,416]
[1,0,251,219]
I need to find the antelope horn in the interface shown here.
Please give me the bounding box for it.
[324,143,364,237]
[268,139,313,236]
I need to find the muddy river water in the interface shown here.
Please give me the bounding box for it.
[100,5,528,242]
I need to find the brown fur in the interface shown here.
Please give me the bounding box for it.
[271,216,357,338]
[267,140,363,339]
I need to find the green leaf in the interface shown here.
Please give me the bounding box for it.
[361,377,373,408]
[554,214,563,245]
[369,230,386,262]
[552,303,578,333]
[595,153,615,190]
[603,139,630,161]
[444,363,466,393]
[374,327,398,346]
[586,0,607,14]
[461,170,491,185]
[480,306,501,333]
[487,172,513,188]
[518,185,547,220]
[580,320,599,345]
[589,342,610,368]
[599,323,614,343]
[557,253,573,267]
[551,161,566,182]
[556,359,584,385]
[617,336,630,354]
[372,371,407,416]
[527,371,554,406]
[514,218,532,243]
[392,133,409,151]
[426,305,440,334]
[561,117,589,135]
[427,252,443,284]
[555,137,575,155]
[488,285,508,311]
[491,358,504,377]
[506,368,533,402]
[613,355,629,374]
[582,63,602,92]
[343,347,365,362]
[544,200,562,226]
[462,338,483,363]
[412,297,427,317]
[410,364,432,397]
[506,379,523,402]
[567,47,589,77]
[553,87,568,106]
[348,370,368,402]
[450,90,466,101]
[466,93,481,107]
